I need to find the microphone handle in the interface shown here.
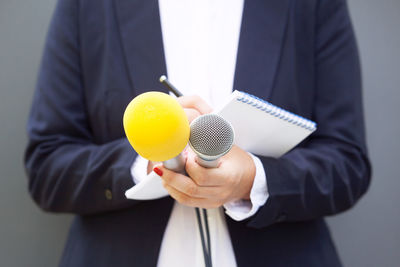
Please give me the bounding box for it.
[196,156,219,168]
[163,152,186,174]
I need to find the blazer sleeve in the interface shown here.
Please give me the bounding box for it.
[24,0,138,215]
[247,0,371,228]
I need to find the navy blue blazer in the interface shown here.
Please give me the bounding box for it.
[25,0,371,266]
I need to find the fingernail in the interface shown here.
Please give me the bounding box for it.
[153,167,163,176]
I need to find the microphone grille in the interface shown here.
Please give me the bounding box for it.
[189,114,234,160]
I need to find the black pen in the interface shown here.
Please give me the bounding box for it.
[159,75,183,97]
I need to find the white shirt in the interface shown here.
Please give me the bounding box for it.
[131,1,269,266]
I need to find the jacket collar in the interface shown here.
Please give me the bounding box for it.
[115,0,290,99]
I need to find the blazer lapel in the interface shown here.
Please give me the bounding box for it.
[114,0,290,99]
[234,0,291,101]
[114,0,168,95]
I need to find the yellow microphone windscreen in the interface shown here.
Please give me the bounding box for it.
[123,92,189,162]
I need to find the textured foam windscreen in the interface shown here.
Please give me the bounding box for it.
[123,92,190,162]
[189,114,234,160]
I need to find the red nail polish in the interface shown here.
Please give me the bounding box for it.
[153,167,163,176]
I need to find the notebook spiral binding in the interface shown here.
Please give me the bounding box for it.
[236,91,317,131]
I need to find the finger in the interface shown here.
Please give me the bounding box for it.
[147,160,161,174]
[184,108,201,123]
[177,95,213,115]
[156,164,222,199]
[163,182,223,209]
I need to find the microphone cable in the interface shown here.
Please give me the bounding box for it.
[160,76,213,267]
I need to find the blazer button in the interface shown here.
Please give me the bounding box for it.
[105,189,113,200]
[276,213,287,222]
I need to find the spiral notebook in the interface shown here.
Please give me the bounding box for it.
[215,90,317,158]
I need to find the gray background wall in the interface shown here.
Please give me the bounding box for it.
[0,0,398,266]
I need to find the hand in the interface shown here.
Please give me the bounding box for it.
[177,95,212,123]
[154,146,256,209]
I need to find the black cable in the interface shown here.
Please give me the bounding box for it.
[202,208,212,265]
[202,209,211,262]
[195,207,211,267]
[160,76,213,267]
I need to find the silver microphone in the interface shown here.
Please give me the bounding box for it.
[163,153,186,174]
[189,114,235,168]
